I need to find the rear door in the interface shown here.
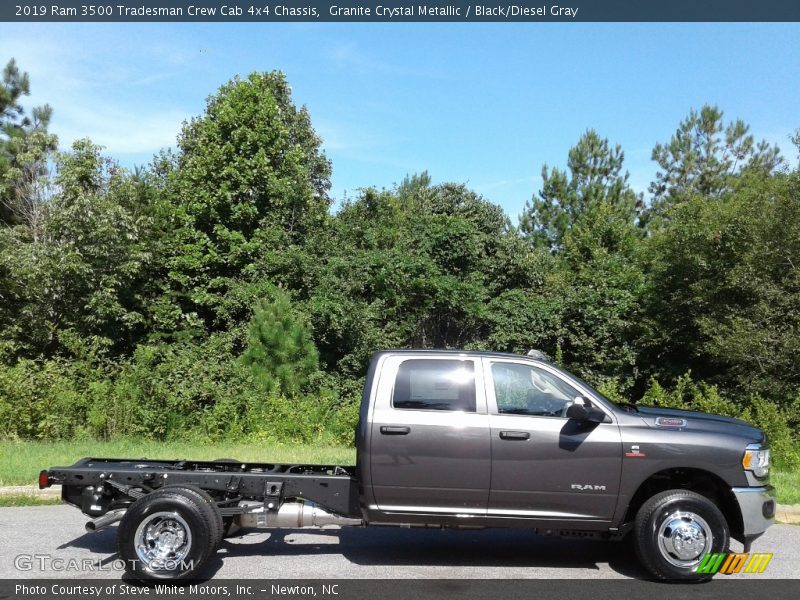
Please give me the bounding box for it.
[485,358,622,520]
[369,355,491,514]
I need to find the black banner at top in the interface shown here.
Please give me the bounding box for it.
[3,0,800,22]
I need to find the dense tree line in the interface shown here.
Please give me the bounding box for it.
[1,61,798,464]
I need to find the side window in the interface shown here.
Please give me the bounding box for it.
[491,362,579,418]
[393,359,476,412]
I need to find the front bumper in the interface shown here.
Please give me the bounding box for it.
[731,486,775,537]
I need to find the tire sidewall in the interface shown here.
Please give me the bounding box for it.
[640,492,729,580]
[118,493,210,580]
[163,484,224,550]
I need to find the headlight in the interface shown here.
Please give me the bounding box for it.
[742,444,770,478]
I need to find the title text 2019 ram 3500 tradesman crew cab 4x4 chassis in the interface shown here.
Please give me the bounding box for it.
[41,350,775,581]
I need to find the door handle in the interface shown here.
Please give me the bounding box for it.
[380,426,411,435]
[499,430,530,441]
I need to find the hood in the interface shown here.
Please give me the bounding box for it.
[636,406,764,443]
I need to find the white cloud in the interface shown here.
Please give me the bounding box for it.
[325,40,448,80]
[475,175,538,193]
[0,25,195,159]
[55,105,187,155]
[314,118,387,154]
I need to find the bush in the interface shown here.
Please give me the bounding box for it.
[240,388,357,445]
[2,340,794,462]
[741,394,800,469]
[0,357,101,440]
[594,376,628,405]
[0,326,359,446]
[106,336,250,439]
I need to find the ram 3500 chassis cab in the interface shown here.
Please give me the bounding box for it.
[41,350,775,581]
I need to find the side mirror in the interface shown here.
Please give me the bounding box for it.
[566,403,589,421]
[567,400,607,423]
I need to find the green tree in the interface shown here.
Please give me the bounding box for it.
[309,178,552,379]
[520,129,641,250]
[555,199,647,389]
[517,132,647,388]
[648,104,783,220]
[241,288,320,397]
[396,170,432,199]
[0,59,57,229]
[164,71,332,333]
[644,165,800,400]
[0,140,164,358]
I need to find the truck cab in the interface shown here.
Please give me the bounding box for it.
[357,350,775,577]
[360,351,621,523]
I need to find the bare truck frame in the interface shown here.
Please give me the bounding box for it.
[53,457,360,525]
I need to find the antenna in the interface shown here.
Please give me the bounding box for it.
[526,349,551,362]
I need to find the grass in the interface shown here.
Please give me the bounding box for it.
[0,494,61,507]
[772,469,800,505]
[1,439,797,508]
[0,439,355,487]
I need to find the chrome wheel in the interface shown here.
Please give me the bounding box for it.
[656,510,713,568]
[134,511,193,570]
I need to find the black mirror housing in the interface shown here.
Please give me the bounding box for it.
[586,406,608,423]
[567,402,607,423]
[566,403,589,421]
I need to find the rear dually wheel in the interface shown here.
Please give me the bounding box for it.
[117,488,216,580]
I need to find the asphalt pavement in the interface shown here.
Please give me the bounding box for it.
[0,505,797,579]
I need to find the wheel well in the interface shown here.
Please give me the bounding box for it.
[623,468,743,540]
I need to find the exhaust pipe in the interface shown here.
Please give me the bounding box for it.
[238,501,362,529]
[86,510,125,532]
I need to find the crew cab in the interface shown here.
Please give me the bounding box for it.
[41,350,775,580]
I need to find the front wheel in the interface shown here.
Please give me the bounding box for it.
[633,489,729,581]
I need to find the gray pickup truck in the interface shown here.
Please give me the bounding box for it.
[41,350,775,581]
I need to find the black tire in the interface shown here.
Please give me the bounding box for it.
[633,489,730,581]
[117,488,215,580]
[164,485,224,550]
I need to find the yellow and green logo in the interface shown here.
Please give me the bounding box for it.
[696,552,773,574]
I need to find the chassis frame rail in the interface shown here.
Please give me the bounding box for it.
[44,457,360,518]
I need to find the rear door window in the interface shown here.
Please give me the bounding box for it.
[392,359,476,412]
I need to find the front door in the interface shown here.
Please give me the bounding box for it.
[370,355,491,514]
[485,358,622,521]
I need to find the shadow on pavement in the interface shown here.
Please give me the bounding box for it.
[57,525,117,552]
[197,527,650,579]
[56,524,652,580]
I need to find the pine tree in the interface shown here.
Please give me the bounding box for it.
[520,130,640,251]
[241,289,320,397]
[0,58,57,229]
[648,104,783,221]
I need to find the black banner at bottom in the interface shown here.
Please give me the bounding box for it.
[3,579,800,600]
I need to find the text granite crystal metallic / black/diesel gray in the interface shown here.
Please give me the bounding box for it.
[40,349,775,581]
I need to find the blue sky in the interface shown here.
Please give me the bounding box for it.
[1,22,798,219]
